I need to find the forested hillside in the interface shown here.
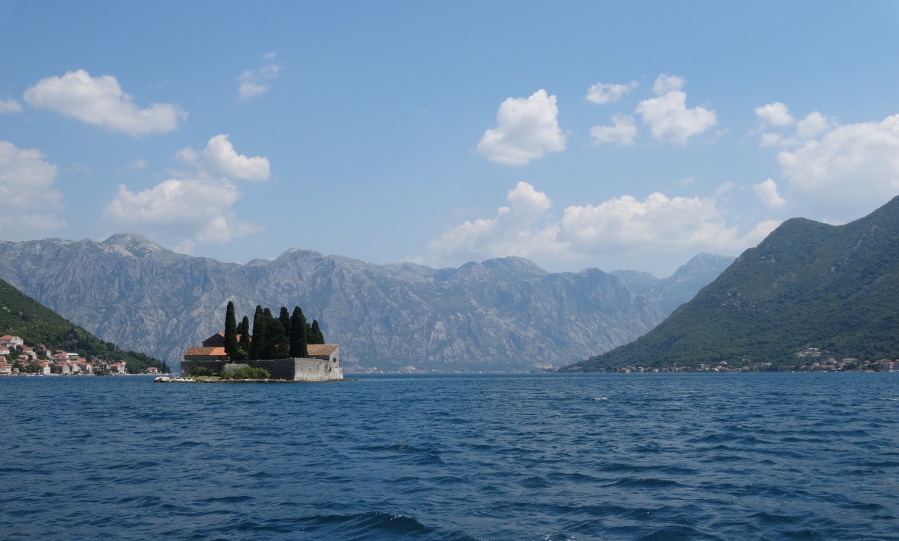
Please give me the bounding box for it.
[566,196,899,372]
[0,278,167,373]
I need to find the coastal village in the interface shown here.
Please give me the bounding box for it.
[0,334,139,376]
[588,347,899,373]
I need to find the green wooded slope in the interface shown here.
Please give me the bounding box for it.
[0,278,167,372]
[566,196,899,371]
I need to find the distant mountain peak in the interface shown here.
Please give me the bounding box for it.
[482,256,548,274]
[101,233,167,258]
[276,247,325,260]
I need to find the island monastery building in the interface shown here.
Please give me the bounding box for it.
[182,333,343,381]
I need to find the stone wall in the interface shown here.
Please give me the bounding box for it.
[180,357,343,381]
[292,357,343,381]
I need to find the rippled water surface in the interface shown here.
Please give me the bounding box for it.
[1,373,897,540]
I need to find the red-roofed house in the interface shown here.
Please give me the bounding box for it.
[0,335,23,347]
[307,344,340,363]
[183,347,230,361]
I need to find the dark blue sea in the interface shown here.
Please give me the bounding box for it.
[1,373,897,540]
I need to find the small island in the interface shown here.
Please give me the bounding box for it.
[168,302,343,382]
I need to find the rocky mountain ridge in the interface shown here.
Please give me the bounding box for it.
[0,235,732,372]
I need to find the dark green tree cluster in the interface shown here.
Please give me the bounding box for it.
[223,302,325,361]
[224,301,239,358]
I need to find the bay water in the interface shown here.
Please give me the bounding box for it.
[1,372,897,540]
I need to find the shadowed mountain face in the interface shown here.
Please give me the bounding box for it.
[613,253,735,316]
[0,234,727,372]
[568,196,899,371]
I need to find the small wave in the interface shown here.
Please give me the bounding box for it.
[748,511,800,525]
[175,440,206,447]
[632,442,663,453]
[689,432,740,444]
[609,477,682,488]
[547,471,603,484]
[519,475,550,489]
[359,443,445,465]
[638,524,717,540]
[360,443,433,454]
[298,512,479,541]
[533,533,579,541]
[203,495,255,504]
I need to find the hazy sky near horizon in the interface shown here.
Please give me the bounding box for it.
[3,1,899,276]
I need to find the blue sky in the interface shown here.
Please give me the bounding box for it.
[3,1,899,276]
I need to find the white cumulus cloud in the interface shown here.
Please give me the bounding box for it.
[428,182,563,262]
[179,134,270,181]
[102,179,261,249]
[558,191,759,252]
[752,178,787,209]
[426,182,774,273]
[755,102,794,127]
[754,102,837,148]
[100,135,269,252]
[0,98,22,114]
[795,111,835,140]
[590,114,637,145]
[777,114,899,219]
[477,89,566,166]
[23,69,187,136]
[0,141,65,238]
[635,75,717,146]
[586,81,638,105]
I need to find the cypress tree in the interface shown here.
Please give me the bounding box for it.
[309,319,325,344]
[224,301,238,357]
[290,306,308,358]
[237,316,251,360]
[249,305,266,359]
[279,307,291,341]
[267,318,289,359]
[260,308,277,359]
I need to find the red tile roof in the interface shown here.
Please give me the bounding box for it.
[307,344,339,356]
[184,347,228,356]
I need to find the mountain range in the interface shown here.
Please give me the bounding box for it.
[566,195,899,371]
[0,235,732,372]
